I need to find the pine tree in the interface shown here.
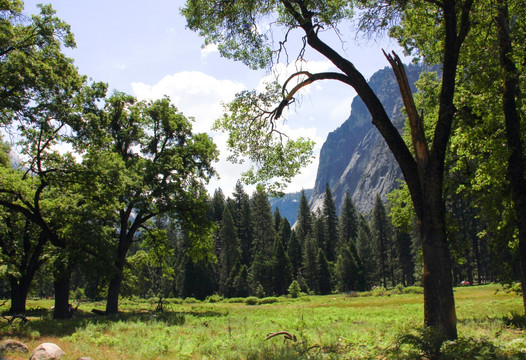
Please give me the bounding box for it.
[250,187,276,258]
[317,249,332,295]
[296,190,312,247]
[339,191,358,251]
[322,183,339,262]
[274,207,282,235]
[335,244,357,292]
[356,214,375,289]
[210,189,225,223]
[287,230,302,277]
[249,250,272,296]
[371,194,393,288]
[227,260,249,297]
[348,238,366,291]
[218,207,241,295]
[232,180,252,265]
[302,233,319,294]
[278,218,292,252]
[248,188,276,294]
[395,228,415,286]
[336,241,366,292]
[272,236,293,295]
[312,210,326,254]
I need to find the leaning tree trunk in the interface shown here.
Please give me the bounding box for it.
[106,229,135,314]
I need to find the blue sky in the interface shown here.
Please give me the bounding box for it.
[24,0,406,196]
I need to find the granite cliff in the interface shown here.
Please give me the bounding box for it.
[309,64,423,215]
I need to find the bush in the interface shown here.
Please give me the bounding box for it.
[288,280,301,298]
[393,284,405,294]
[70,288,85,301]
[223,297,245,303]
[390,327,509,360]
[258,297,279,305]
[205,294,224,303]
[503,312,526,329]
[245,296,259,305]
[403,286,424,294]
[371,286,388,297]
[183,297,200,304]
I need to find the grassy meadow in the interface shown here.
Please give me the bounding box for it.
[1,284,525,359]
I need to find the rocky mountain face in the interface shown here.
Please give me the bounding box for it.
[309,64,423,215]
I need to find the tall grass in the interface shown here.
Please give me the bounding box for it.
[1,284,524,359]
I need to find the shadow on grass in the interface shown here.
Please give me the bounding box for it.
[1,305,225,338]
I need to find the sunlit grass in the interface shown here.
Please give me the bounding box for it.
[1,284,524,359]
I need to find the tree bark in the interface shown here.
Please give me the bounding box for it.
[9,278,30,314]
[496,0,526,314]
[53,258,72,319]
[420,183,457,339]
[7,229,47,314]
[105,257,125,314]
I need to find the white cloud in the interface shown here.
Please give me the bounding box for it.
[131,69,326,195]
[132,71,244,134]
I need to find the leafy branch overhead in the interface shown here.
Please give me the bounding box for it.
[215,81,315,194]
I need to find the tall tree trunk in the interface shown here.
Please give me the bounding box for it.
[53,258,72,319]
[106,258,125,314]
[496,0,526,314]
[8,230,46,314]
[9,278,30,314]
[420,186,457,339]
[106,230,134,314]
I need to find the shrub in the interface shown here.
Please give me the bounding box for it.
[205,294,224,303]
[183,297,200,304]
[441,337,505,359]
[223,297,245,303]
[71,288,85,301]
[393,284,405,294]
[258,297,279,305]
[370,286,388,297]
[390,327,508,360]
[245,296,259,305]
[288,280,301,298]
[503,312,526,329]
[403,286,424,294]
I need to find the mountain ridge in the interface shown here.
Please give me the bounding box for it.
[309,64,424,215]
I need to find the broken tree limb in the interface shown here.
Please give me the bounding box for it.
[265,331,297,342]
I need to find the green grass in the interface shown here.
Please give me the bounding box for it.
[1,285,525,359]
